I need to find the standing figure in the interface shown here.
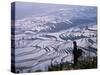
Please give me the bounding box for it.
[73,41,78,65]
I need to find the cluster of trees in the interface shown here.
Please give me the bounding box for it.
[60,34,87,41]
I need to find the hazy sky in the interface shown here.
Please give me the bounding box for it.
[11,2,97,20]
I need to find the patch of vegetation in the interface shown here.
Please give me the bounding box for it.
[48,57,97,71]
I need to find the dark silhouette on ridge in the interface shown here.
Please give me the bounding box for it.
[73,41,82,65]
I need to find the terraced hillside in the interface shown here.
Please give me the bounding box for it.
[11,2,97,73]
